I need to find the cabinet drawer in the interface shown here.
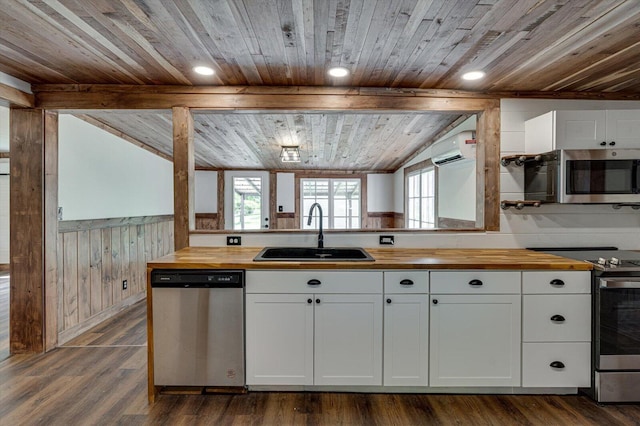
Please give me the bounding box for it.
[522,342,591,388]
[430,271,520,294]
[246,270,383,294]
[523,295,591,342]
[522,271,591,294]
[384,271,428,293]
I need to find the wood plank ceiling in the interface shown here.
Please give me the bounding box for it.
[2,0,640,170]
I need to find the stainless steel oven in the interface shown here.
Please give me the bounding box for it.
[524,149,640,204]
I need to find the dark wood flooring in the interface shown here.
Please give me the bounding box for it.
[1,299,640,425]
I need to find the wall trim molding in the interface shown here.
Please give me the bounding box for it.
[58,215,174,232]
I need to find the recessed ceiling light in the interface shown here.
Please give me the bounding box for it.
[462,71,485,81]
[328,67,350,77]
[193,66,215,76]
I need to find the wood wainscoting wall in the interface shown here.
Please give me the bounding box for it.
[195,213,218,230]
[56,215,173,344]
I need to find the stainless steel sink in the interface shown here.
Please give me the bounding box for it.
[253,247,374,261]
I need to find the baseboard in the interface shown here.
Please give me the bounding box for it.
[57,292,146,346]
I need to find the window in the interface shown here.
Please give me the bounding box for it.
[301,178,361,229]
[406,167,435,229]
[232,176,262,230]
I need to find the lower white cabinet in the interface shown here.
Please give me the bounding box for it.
[522,342,591,387]
[383,294,429,386]
[429,294,521,387]
[246,291,382,386]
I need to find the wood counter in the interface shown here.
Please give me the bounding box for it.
[146,247,592,271]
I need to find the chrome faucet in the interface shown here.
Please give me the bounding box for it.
[307,203,324,248]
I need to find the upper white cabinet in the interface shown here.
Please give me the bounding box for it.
[429,271,521,387]
[525,110,640,152]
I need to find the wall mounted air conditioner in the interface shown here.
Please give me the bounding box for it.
[431,130,476,166]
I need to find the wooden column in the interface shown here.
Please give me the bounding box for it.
[9,108,58,354]
[477,103,501,232]
[217,170,224,230]
[172,107,194,250]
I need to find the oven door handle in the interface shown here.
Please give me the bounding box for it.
[600,279,640,289]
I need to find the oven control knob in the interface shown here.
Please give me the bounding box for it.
[597,257,607,265]
[610,257,620,266]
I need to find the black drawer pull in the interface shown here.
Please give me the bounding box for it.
[550,361,565,369]
[432,299,438,305]
[386,298,392,304]
[550,279,565,287]
[307,279,321,286]
[315,298,321,304]
[399,279,414,286]
[469,279,483,286]
[307,298,313,304]
[550,314,566,323]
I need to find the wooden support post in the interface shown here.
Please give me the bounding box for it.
[172,107,194,250]
[217,170,224,230]
[9,108,58,353]
[477,104,501,232]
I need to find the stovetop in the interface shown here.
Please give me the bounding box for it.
[532,248,640,272]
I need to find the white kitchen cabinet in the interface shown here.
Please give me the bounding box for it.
[383,293,429,386]
[429,293,521,387]
[524,109,640,152]
[314,294,383,385]
[245,271,383,386]
[521,271,592,388]
[245,293,314,385]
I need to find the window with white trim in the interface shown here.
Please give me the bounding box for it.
[301,178,361,229]
[406,167,435,229]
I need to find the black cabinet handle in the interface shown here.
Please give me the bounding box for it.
[307,279,321,286]
[399,279,414,286]
[609,141,616,146]
[600,141,607,146]
[386,298,392,304]
[307,298,313,304]
[550,314,566,323]
[550,361,565,369]
[469,279,483,286]
[550,279,565,287]
[432,299,438,305]
[315,298,320,304]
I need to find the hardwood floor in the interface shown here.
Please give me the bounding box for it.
[1,300,640,425]
[0,274,8,361]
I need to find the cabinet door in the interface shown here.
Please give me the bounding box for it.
[245,294,314,385]
[606,110,640,148]
[384,294,429,386]
[555,110,606,149]
[429,294,521,387]
[314,294,383,386]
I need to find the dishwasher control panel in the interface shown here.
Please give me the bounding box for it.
[151,269,244,288]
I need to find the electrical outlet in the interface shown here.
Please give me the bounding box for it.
[122,279,128,290]
[226,236,242,246]
[379,235,395,245]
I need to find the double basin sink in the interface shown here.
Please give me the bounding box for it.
[254,247,374,262]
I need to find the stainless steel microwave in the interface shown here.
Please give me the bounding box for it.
[524,149,640,204]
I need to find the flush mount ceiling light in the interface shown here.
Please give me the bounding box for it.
[461,70,486,81]
[193,66,215,76]
[280,146,301,162]
[328,67,350,77]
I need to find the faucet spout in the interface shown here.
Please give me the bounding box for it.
[307,203,324,248]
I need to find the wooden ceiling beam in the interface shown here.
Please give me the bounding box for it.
[0,82,34,108]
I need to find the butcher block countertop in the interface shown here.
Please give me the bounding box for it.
[147,247,592,271]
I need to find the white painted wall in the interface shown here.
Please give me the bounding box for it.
[276,173,295,213]
[193,99,640,250]
[195,170,217,213]
[367,174,394,212]
[58,114,173,220]
[438,161,476,221]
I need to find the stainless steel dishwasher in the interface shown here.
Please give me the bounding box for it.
[151,269,245,388]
